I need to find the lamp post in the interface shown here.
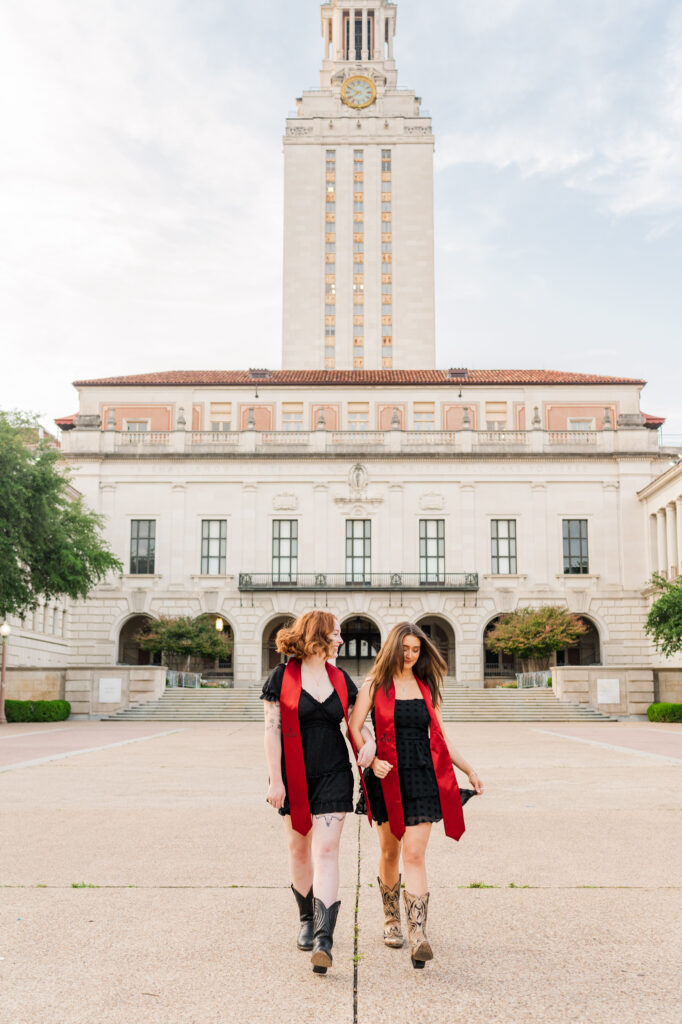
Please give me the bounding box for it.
[0,622,11,725]
[215,618,224,633]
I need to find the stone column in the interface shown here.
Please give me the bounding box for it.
[666,502,678,579]
[169,484,186,586]
[314,485,329,572]
[656,508,668,577]
[602,482,621,585]
[387,12,395,59]
[361,5,368,60]
[388,485,405,573]
[648,514,658,581]
[353,8,360,60]
[459,484,476,575]
[530,483,549,584]
[334,5,343,61]
[677,498,682,577]
[241,485,257,572]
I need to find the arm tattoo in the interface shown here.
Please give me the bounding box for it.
[264,702,282,733]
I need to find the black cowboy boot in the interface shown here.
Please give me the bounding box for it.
[311,897,341,974]
[291,885,314,950]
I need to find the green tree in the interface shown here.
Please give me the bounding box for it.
[645,574,682,658]
[0,411,122,619]
[136,616,233,671]
[485,606,588,672]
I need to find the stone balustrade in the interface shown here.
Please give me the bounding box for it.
[60,427,661,456]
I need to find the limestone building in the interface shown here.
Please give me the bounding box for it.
[7,0,679,691]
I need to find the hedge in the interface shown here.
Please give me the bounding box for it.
[4,699,71,723]
[647,703,682,724]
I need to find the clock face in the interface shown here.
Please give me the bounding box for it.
[341,75,377,110]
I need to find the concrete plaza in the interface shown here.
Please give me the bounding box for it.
[1,720,680,1024]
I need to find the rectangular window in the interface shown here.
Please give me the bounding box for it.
[567,419,594,431]
[348,403,370,430]
[414,403,435,430]
[130,520,156,575]
[563,520,589,575]
[273,520,298,582]
[346,520,371,582]
[201,519,227,575]
[420,520,445,583]
[491,520,517,575]
[125,421,149,432]
[210,421,231,432]
[485,401,508,430]
[282,404,304,431]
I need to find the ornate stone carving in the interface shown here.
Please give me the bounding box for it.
[419,492,445,511]
[404,125,432,135]
[349,463,368,494]
[286,126,314,136]
[273,493,299,511]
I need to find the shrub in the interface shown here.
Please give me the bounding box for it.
[647,703,682,723]
[5,699,71,723]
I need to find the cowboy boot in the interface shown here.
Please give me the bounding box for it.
[311,897,341,974]
[291,885,314,951]
[378,875,404,948]
[403,889,433,969]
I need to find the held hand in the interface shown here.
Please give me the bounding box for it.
[266,780,286,810]
[371,757,393,780]
[356,738,377,769]
[468,771,484,795]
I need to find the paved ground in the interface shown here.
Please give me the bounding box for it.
[0,720,680,1024]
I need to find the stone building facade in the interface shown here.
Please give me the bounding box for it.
[5,0,678,690]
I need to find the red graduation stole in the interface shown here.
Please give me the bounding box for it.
[374,677,465,842]
[280,658,372,837]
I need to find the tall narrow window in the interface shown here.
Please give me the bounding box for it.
[201,520,227,575]
[346,520,371,583]
[130,520,156,575]
[282,403,304,431]
[563,519,589,574]
[273,520,298,583]
[348,403,370,430]
[420,520,445,583]
[381,150,393,367]
[353,150,364,367]
[324,150,336,368]
[491,520,517,575]
[414,403,435,430]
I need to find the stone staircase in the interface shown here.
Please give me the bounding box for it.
[104,686,612,723]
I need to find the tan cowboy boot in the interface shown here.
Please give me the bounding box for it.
[378,875,404,948]
[403,889,433,969]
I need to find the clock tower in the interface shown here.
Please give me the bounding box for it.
[282,0,436,371]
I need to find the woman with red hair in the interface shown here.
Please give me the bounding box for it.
[350,621,483,969]
[262,610,375,974]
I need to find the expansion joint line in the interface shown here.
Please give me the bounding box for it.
[353,815,361,1024]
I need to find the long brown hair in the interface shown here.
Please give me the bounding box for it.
[276,610,337,660]
[369,622,446,708]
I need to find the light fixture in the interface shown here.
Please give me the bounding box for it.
[215,618,224,633]
[0,623,10,639]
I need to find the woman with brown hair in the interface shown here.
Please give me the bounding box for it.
[349,621,483,969]
[262,610,375,974]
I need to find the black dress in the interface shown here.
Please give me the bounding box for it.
[362,698,442,827]
[261,662,358,818]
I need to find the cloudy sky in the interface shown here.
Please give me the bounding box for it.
[1,0,681,433]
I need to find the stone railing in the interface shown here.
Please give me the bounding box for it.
[59,427,661,456]
[238,572,479,592]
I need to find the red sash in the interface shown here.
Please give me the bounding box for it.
[374,677,465,842]
[280,659,371,836]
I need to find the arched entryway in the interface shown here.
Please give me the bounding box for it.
[555,616,601,666]
[262,616,294,677]
[417,616,457,679]
[483,616,523,681]
[117,615,161,666]
[338,616,381,680]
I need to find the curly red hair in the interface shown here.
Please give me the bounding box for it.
[276,611,338,660]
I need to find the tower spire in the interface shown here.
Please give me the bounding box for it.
[320,2,398,88]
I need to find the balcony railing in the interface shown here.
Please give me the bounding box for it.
[60,427,662,457]
[238,572,479,592]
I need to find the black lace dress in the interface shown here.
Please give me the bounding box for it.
[361,698,443,827]
[261,662,358,817]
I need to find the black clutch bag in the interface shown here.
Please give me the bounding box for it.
[459,787,477,806]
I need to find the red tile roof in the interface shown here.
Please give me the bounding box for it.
[642,412,665,428]
[72,368,647,387]
[54,413,77,429]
